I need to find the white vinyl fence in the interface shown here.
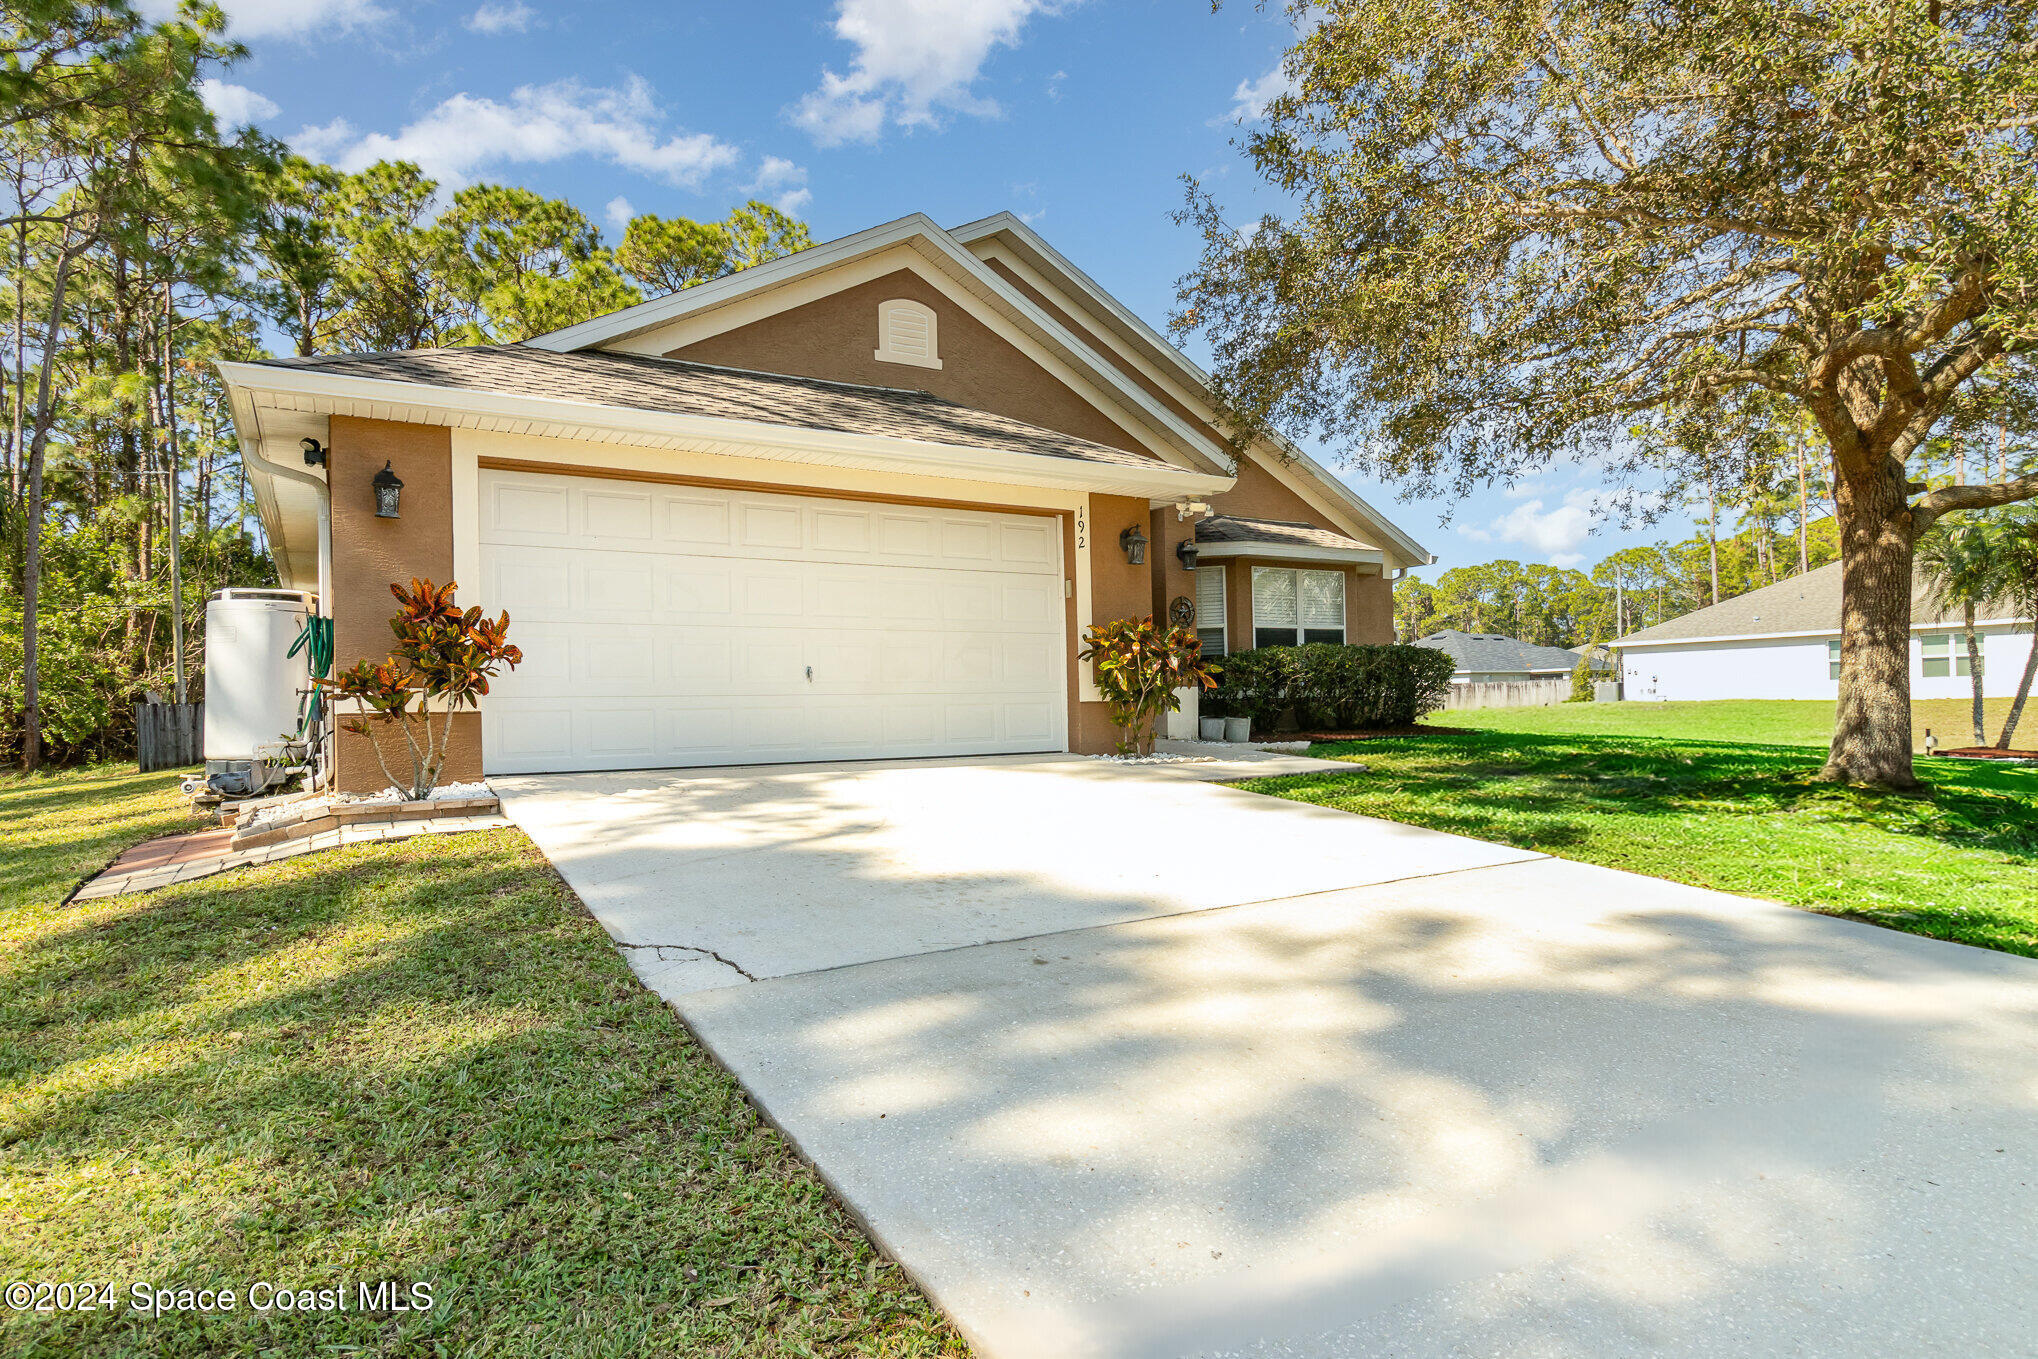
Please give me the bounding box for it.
[1441,677,1571,710]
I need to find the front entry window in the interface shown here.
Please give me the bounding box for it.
[1252,567,1345,647]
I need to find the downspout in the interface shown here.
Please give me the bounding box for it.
[242,428,334,788]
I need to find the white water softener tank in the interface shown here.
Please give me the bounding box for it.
[204,589,313,773]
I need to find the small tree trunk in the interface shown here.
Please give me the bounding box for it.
[1821,459,1918,788]
[1961,601,1985,747]
[1997,634,2038,752]
[1705,478,1720,605]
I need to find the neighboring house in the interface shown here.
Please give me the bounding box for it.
[1615,559,2034,701]
[217,212,1431,790]
[1413,630,1583,684]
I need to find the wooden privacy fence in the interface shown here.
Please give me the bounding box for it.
[136,701,203,772]
[1441,677,1571,711]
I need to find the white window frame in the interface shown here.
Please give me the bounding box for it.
[873,298,942,370]
[1251,566,1346,648]
[1920,632,1980,679]
[1195,565,1227,656]
[1828,639,1842,680]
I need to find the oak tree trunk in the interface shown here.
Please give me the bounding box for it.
[1821,453,1919,788]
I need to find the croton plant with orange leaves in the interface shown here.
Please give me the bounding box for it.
[317,578,523,800]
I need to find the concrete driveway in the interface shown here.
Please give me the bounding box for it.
[497,753,2038,1359]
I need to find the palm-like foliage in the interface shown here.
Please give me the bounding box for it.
[1918,518,2012,746]
[1987,510,2038,750]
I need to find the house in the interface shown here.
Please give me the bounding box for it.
[1414,630,1584,684]
[217,212,1431,790]
[1615,559,2034,701]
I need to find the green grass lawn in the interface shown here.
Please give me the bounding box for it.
[1442,696,2027,750]
[0,766,962,1358]
[1249,721,2038,957]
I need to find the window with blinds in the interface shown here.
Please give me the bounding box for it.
[1253,566,1345,647]
[1196,566,1227,655]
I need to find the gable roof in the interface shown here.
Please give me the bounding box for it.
[520,212,1233,480]
[243,346,1168,472]
[1414,630,1583,675]
[1615,560,2031,648]
[523,209,1432,570]
[950,212,1435,571]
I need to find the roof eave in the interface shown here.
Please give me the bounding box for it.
[216,360,1231,501]
[1193,541,1386,568]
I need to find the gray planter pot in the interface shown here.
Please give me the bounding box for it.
[1199,717,1225,741]
[1223,716,1252,743]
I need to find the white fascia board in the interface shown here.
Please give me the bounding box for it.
[521,212,1237,480]
[525,214,950,352]
[1193,542,1386,568]
[955,214,1436,569]
[215,361,1231,501]
[1617,618,2032,649]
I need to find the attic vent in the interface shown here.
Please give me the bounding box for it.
[874,298,942,370]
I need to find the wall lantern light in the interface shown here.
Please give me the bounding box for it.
[300,437,326,467]
[1176,538,1200,571]
[1119,524,1148,565]
[372,461,404,519]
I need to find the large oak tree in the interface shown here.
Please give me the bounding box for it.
[1178,0,2038,786]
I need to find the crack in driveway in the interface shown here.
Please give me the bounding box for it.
[613,940,758,981]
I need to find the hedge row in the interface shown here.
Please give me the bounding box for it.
[1208,643,1455,732]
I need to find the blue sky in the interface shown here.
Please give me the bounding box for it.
[176,0,1697,578]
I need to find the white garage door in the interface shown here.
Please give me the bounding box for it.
[478,467,1067,773]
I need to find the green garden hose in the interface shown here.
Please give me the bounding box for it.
[287,614,334,738]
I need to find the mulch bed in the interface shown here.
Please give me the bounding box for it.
[1936,747,2038,761]
[1291,726,1479,742]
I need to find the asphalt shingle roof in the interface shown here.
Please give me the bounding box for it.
[1414,630,1583,675]
[1614,560,2027,646]
[251,345,1167,471]
[1194,515,1376,552]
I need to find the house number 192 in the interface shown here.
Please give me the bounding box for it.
[1076,508,1086,550]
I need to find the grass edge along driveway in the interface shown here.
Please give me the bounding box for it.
[0,765,964,1359]
[1244,728,2038,959]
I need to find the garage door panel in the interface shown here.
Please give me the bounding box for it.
[663,496,731,545]
[479,468,1066,774]
[582,490,654,541]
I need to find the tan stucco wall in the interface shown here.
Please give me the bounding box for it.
[669,268,1152,460]
[327,415,482,794]
[1070,492,1160,752]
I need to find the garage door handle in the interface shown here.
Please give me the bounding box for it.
[805,666,813,682]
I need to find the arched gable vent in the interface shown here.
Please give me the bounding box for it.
[873,298,942,370]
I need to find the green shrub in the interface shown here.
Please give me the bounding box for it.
[1214,642,1454,733]
[1568,655,1594,702]
[1212,646,1298,734]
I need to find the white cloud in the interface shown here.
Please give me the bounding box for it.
[466,2,535,34]
[290,117,359,164]
[1462,487,1614,561]
[1221,62,1294,123]
[791,0,1066,145]
[297,77,741,189]
[198,79,279,129]
[140,0,392,40]
[604,196,635,230]
[747,155,811,213]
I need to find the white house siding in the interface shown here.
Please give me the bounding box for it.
[1621,625,2034,702]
